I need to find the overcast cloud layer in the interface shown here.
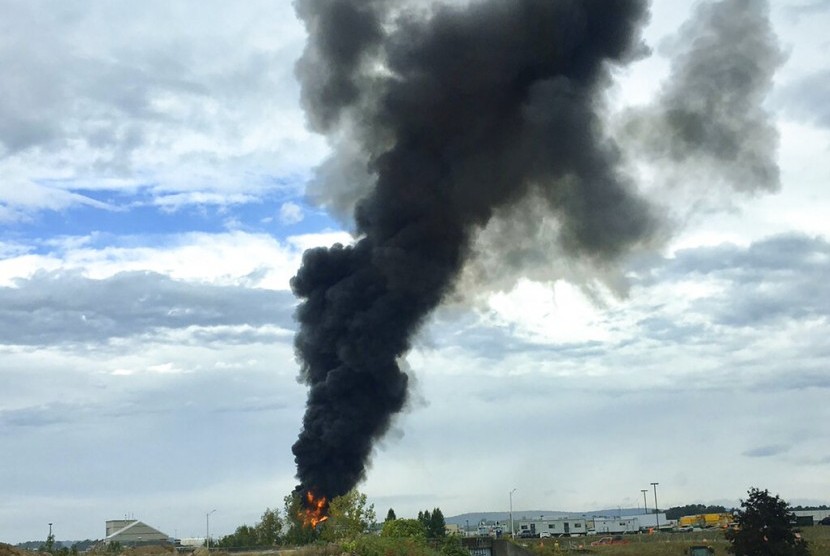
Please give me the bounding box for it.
[2,0,830,545]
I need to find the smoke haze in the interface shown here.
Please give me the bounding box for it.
[620,0,784,194]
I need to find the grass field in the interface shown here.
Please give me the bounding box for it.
[523,526,830,556]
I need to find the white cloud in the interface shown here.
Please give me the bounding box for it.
[278,201,305,225]
[0,0,328,220]
[0,230,353,290]
[485,279,614,344]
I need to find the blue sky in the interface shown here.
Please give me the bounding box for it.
[2,0,830,546]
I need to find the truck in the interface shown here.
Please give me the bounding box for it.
[678,514,733,529]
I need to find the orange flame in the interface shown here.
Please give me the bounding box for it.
[302,490,329,528]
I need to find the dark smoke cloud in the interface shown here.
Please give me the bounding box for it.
[289,0,659,504]
[459,0,786,300]
[619,0,785,194]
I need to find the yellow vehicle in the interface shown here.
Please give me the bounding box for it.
[678,514,733,529]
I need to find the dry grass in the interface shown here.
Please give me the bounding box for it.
[124,546,176,556]
[0,544,30,556]
[523,526,830,556]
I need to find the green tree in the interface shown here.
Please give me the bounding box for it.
[217,507,283,548]
[429,508,447,539]
[386,508,397,522]
[40,531,56,553]
[725,487,809,556]
[381,518,428,539]
[282,492,320,546]
[256,507,283,545]
[218,524,259,548]
[319,489,377,542]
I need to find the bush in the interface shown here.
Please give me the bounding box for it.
[439,536,470,556]
[346,535,438,556]
[381,519,428,540]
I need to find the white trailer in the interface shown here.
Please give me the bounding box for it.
[517,518,588,537]
[592,517,639,534]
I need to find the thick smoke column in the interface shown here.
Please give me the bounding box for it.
[290,0,658,508]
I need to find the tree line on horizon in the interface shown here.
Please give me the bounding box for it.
[214,489,451,550]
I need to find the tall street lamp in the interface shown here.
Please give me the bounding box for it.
[651,483,660,531]
[641,490,648,515]
[509,488,517,538]
[206,509,216,551]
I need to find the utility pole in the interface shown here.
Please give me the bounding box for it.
[206,509,216,551]
[509,488,517,538]
[641,490,648,514]
[651,483,660,531]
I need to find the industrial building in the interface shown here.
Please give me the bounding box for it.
[104,520,170,545]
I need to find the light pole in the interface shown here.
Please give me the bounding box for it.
[509,488,517,538]
[641,490,648,515]
[206,509,216,551]
[651,483,659,531]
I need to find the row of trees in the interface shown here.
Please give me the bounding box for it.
[664,504,728,520]
[217,489,382,548]
[215,508,283,549]
[214,486,810,556]
[216,489,454,549]
[214,489,467,556]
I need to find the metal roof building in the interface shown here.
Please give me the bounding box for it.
[105,520,169,545]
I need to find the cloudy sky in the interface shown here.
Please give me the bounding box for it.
[2,0,830,544]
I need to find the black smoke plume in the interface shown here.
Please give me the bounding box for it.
[289,0,658,507]
[460,0,785,299]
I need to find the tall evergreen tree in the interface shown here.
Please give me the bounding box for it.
[429,508,446,538]
[386,508,397,522]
